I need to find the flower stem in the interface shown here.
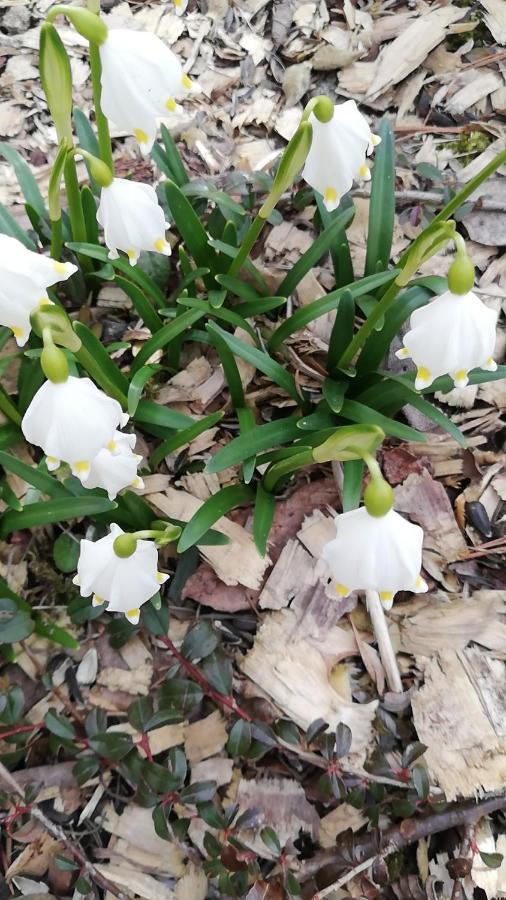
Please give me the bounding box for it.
[433,149,506,224]
[88,43,113,171]
[50,216,63,259]
[228,212,264,277]
[338,279,401,369]
[365,590,402,693]
[63,154,92,271]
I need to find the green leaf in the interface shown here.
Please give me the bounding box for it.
[0,201,36,249]
[88,732,133,760]
[54,855,79,872]
[260,826,281,855]
[73,108,101,193]
[207,322,245,408]
[115,276,164,334]
[380,376,467,447]
[206,416,302,473]
[312,423,385,463]
[357,284,433,375]
[0,685,24,724]
[45,709,76,740]
[202,647,233,695]
[128,364,161,417]
[216,274,260,301]
[159,678,203,713]
[131,308,204,375]
[135,399,193,434]
[0,598,34,644]
[268,270,398,353]
[0,423,22,451]
[180,780,217,805]
[73,756,100,784]
[253,483,275,557]
[81,185,99,244]
[53,532,80,573]
[34,618,79,649]
[327,290,355,375]
[207,322,307,409]
[0,451,69,498]
[150,411,223,470]
[177,296,255,340]
[479,851,503,869]
[181,621,219,661]
[74,322,129,404]
[178,484,253,552]
[315,193,354,288]
[412,764,430,800]
[142,600,169,636]
[227,719,252,756]
[161,124,189,185]
[165,180,218,277]
[364,118,395,276]
[322,379,346,414]
[0,495,116,538]
[142,761,182,794]
[277,207,354,297]
[340,399,425,442]
[342,459,363,512]
[0,143,46,216]
[234,296,287,318]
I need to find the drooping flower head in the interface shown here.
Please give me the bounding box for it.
[21,376,128,482]
[85,430,144,500]
[396,288,497,390]
[99,28,193,154]
[0,234,76,346]
[302,99,381,211]
[322,506,427,609]
[96,177,171,266]
[73,524,168,624]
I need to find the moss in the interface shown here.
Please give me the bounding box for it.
[441,130,492,164]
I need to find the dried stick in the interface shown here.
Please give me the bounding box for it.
[0,761,132,900]
[365,590,403,693]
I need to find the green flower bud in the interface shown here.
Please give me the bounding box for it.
[364,477,394,517]
[113,533,138,558]
[447,253,475,295]
[259,121,313,219]
[31,305,82,353]
[41,342,69,384]
[301,94,334,124]
[39,22,73,140]
[47,6,108,45]
[77,149,113,187]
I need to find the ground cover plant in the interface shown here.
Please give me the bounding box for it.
[0,1,505,898]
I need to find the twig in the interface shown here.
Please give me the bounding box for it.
[365,590,403,693]
[158,635,252,721]
[300,793,506,885]
[352,187,506,212]
[311,856,376,899]
[0,722,43,742]
[0,761,132,900]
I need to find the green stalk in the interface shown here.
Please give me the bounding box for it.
[433,149,506,224]
[0,386,22,426]
[50,216,63,259]
[228,213,264,277]
[88,43,113,170]
[63,154,91,271]
[338,280,401,369]
[74,343,127,407]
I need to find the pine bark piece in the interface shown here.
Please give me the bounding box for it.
[412,648,506,799]
[399,592,506,656]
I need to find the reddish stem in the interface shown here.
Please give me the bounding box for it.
[0,722,43,741]
[136,732,154,762]
[159,635,251,722]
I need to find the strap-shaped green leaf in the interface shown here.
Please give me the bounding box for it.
[315,193,354,288]
[74,322,129,405]
[131,308,204,375]
[0,143,46,217]
[277,206,354,297]
[0,201,36,249]
[364,118,395,276]
[150,411,223,470]
[66,242,166,307]
[115,275,164,334]
[127,364,161,416]
[0,495,116,538]
[165,180,218,277]
[253,483,275,557]
[0,452,70,498]
[206,416,302,473]
[340,399,425,442]
[178,484,254,552]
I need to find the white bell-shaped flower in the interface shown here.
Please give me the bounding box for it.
[85,431,144,500]
[99,28,193,154]
[322,507,427,610]
[22,376,128,481]
[302,100,381,212]
[172,0,188,14]
[73,523,168,624]
[396,289,498,390]
[0,234,77,346]
[96,177,171,266]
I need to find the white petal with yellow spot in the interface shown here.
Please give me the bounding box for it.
[0,234,76,346]
[21,376,128,480]
[322,507,427,609]
[73,524,169,622]
[302,100,380,211]
[396,289,497,390]
[85,430,144,500]
[99,28,193,154]
[97,177,171,266]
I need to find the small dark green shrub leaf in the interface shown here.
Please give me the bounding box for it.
[45,709,76,741]
[227,719,252,757]
[260,826,281,855]
[181,621,220,661]
[479,851,503,869]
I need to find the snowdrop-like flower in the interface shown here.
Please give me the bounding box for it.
[73,524,168,624]
[322,507,427,610]
[22,376,128,482]
[302,100,381,212]
[172,0,188,14]
[99,28,193,154]
[96,177,171,266]
[85,431,144,500]
[0,234,76,346]
[396,289,497,390]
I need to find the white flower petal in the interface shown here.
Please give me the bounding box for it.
[403,290,497,389]
[322,507,425,601]
[0,235,76,344]
[99,28,191,153]
[302,100,374,209]
[97,178,171,264]
[85,430,142,499]
[22,376,125,467]
[75,526,166,616]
